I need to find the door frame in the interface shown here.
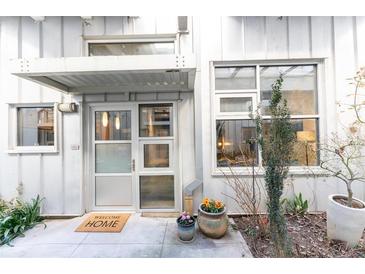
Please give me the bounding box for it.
[85,101,181,213]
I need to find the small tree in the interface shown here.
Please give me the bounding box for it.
[256,75,295,257]
[319,129,365,207]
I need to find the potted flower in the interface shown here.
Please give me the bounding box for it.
[176,211,195,242]
[197,197,228,239]
[319,129,365,247]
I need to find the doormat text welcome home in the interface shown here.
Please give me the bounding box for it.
[75,213,130,233]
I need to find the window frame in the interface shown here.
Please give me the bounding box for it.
[211,59,325,176]
[7,103,59,154]
[83,34,179,57]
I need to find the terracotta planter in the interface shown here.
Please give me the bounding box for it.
[177,217,196,242]
[327,194,365,247]
[197,204,229,239]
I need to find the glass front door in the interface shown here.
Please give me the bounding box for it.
[92,105,135,209]
[90,103,178,211]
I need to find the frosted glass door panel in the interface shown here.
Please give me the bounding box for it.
[95,143,131,173]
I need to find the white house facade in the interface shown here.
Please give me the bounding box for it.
[0,16,364,216]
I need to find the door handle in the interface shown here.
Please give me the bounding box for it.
[132,159,135,172]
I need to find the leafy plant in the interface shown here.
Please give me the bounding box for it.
[177,211,195,226]
[0,195,45,246]
[283,193,309,216]
[256,75,295,257]
[0,200,9,213]
[201,198,225,213]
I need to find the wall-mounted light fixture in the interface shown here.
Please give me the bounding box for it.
[57,103,78,113]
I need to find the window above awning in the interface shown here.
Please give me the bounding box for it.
[10,54,196,95]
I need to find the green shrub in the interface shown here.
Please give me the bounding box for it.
[256,75,295,257]
[0,195,45,246]
[283,193,309,216]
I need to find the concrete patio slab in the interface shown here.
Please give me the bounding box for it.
[0,213,252,258]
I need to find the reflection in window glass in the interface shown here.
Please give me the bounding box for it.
[262,119,319,166]
[260,65,317,115]
[95,143,131,173]
[215,66,256,90]
[220,97,252,113]
[95,111,131,140]
[17,107,54,146]
[140,175,174,209]
[216,120,257,167]
[89,42,175,56]
[144,144,169,168]
[139,104,173,137]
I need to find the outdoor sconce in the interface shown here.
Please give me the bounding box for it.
[57,103,78,113]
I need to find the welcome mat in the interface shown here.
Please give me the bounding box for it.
[75,213,130,233]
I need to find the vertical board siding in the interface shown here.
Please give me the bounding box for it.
[288,16,311,58]
[63,17,82,57]
[84,16,105,36]
[105,16,124,35]
[1,16,365,213]
[265,16,289,59]
[221,16,244,59]
[244,16,267,59]
[0,17,20,199]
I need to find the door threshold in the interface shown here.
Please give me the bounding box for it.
[141,212,180,218]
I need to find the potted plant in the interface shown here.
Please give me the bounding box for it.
[176,211,195,242]
[197,198,228,239]
[319,129,365,247]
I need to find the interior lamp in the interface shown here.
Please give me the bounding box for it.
[102,112,109,127]
[115,115,120,130]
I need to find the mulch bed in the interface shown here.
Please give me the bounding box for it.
[233,212,365,258]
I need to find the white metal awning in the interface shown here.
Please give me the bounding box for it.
[10,54,196,95]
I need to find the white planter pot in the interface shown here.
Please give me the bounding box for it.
[327,194,365,247]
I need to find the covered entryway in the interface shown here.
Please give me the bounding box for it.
[10,54,196,213]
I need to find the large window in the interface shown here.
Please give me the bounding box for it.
[214,63,319,168]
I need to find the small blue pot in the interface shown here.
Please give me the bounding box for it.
[177,217,196,242]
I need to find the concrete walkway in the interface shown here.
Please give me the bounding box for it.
[0,213,252,258]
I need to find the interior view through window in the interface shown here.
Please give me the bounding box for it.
[17,107,54,146]
[215,64,319,167]
[89,42,175,56]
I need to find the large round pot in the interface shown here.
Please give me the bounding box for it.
[177,217,196,242]
[197,204,229,239]
[327,194,365,247]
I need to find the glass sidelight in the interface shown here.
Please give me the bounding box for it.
[139,104,173,137]
[140,175,175,209]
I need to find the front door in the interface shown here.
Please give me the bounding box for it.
[91,104,136,211]
[89,102,179,212]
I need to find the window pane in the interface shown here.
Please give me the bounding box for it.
[140,175,174,209]
[95,111,131,140]
[260,65,317,115]
[215,67,256,90]
[139,104,173,137]
[216,120,257,167]
[89,42,175,56]
[262,119,319,166]
[17,107,54,146]
[144,144,169,168]
[220,97,252,112]
[95,144,131,173]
